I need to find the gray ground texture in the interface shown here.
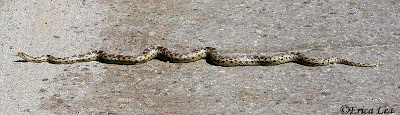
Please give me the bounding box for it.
[1,0,400,114]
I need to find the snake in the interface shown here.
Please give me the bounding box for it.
[16,46,376,67]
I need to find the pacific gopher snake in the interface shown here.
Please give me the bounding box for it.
[17,46,376,67]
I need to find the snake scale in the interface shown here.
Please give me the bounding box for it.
[17,46,376,67]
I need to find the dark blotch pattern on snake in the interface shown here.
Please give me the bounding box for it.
[17,46,376,67]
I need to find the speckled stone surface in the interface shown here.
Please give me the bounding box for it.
[1,0,400,114]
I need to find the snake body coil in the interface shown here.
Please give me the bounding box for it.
[17,46,375,67]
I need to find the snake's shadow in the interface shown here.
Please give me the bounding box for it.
[14,60,28,62]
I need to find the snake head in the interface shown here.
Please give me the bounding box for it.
[17,52,32,61]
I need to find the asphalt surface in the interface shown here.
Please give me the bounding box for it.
[1,0,400,114]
